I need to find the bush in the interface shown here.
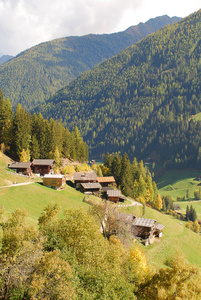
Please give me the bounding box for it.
[62,165,75,175]
[74,164,91,172]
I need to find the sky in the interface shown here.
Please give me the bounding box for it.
[0,0,200,56]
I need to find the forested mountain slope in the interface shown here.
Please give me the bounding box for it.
[0,16,179,110]
[36,10,201,169]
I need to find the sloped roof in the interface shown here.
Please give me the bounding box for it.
[9,162,31,169]
[102,187,114,192]
[132,217,155,228]
[32,159,55,166]
[97,176,116,183]
[155,223,165,231]
[80,182,101,190]
[73,171,97,181]
[107,189,121,197]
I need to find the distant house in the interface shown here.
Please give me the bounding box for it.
[106,189,125,203]
[174,204,180,210]
[32,159,55,176]
[80,182,102,194]
[43,174,65,189]
[73,171,97,188]
[97,176,116,187]
[8,162,32,176]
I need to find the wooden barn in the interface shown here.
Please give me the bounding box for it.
[8,162,32,176]
[106,189,125,203]
[131,216,165,246]
[97,176,116,187]
[32,159,55,176]
[43,174,65,189]
[73,171,97,188]
[80,182,102,194]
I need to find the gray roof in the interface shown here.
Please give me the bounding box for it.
[132,217,155,228]
[9,162,31,169]
[102,187,114,192]
[32,159,55,166]
[80,182,101,190]
[107,189,122,197]
[73,171,97,181]
[155,223,165,231]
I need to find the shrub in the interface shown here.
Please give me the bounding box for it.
[62,165,75,175]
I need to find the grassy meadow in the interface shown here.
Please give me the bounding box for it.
[144,205,201,268]
[156,169,201,200]
[0,154,34,186]
[0,183,89,224]
[176,200,201,220]
[1,153,201,268]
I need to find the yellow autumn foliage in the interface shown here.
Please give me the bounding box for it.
[130,246,147,272]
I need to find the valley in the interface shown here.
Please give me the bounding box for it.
[0,6,201,299]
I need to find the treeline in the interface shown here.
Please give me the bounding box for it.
[36,10,201,169]
[0,205,201,300]
[0,90,88,162]
[103,153,162,209]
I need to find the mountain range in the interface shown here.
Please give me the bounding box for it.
[0,55,13,65]
[35,9,201,168]
[0,15,180,110]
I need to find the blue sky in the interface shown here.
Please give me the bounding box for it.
[0,0,200,56]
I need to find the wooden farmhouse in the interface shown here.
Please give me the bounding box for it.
[129,216,165,246]
[73,171,97,188]
[43,174,66,189]
[8,162,32,176]
[80,182,102,195]
[106,189,125,203]
[97,176,116,187]
[31,159,55,176]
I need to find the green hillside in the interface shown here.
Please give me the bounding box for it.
[36,10,201,169]
[0,16,179,110]
[0,153,201,271]
[144,206,201,268]
[0,183,88,224]
[156,169,201,200]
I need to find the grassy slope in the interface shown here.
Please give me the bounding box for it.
[0,154,89,224]
[1,154,201,267]
[144,206,201,268]
[0,183,88,224]
[176,200,201,220]
[0,154,33,186]
[156,169,201,200]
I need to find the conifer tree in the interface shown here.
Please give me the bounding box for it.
[30,135,40,160]
[111,153,121,186]
[54,147,61,173]
[154,194,163,211]
[186,205,189,220]
[20,148,30,162]
[11,104,31,160]
[0,92,13,150]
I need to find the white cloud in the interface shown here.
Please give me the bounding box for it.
[0,0,200,55]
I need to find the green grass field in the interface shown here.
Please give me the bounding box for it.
[1,154,201,268]
[0,183,89,224]
[156,169,201,200]
[0,154,34,186]
[176,200,201,220]
[143,206,201,268]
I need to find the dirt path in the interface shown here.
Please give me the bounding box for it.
[117,198,143,208]
[0,181,34,188]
